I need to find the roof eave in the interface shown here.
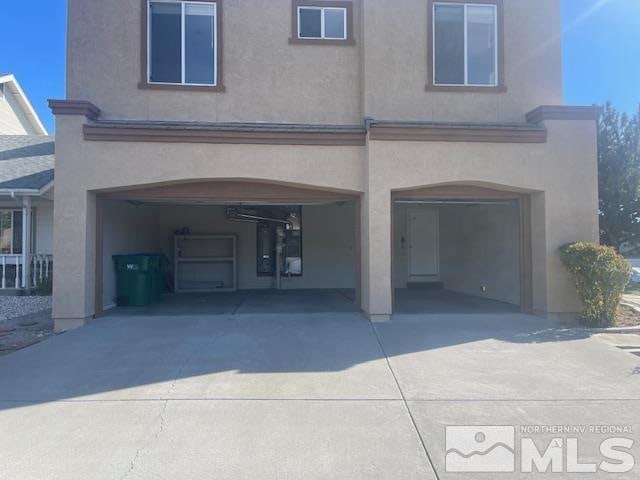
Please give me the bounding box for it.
[0,74,48,136]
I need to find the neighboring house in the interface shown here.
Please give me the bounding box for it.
[0,74,54,292]
[50,0,600,331]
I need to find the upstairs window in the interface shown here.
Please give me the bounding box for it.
[432,2,500,88]
[147,0,219,87]
[290,1,354,45]
[298,6,347,40]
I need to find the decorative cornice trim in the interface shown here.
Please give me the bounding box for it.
[83,121,366,146]
[368,121,547,143]
[48,100,102,120]
[525,105,602,124]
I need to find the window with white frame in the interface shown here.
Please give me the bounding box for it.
[0,210,23,255]
[298,6,347,40]
[148,0,218,86]
[433,2,498,87]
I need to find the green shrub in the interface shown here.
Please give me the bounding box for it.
[559,242,631,327]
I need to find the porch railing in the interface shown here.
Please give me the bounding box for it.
[31,254,53,288]
[0,254,53,290]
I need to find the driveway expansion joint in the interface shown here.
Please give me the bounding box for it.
[369,321,441,480]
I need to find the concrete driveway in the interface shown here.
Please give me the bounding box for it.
[0,311,639,479]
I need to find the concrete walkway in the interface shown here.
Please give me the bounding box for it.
[0,311,639,479]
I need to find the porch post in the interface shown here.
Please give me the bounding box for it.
[21,196,32,289]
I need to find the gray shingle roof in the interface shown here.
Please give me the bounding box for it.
[0,135,55,191]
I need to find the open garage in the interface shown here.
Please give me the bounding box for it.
[95,181,361,316]
[392,186,533,314]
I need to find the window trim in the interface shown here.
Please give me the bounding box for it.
[289,0,355,46]
[426,0,506,93]
[139,0,225,92]
[297,6,347,41]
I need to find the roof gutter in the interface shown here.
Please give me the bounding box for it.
[0,181,54,197]
[0,188,43,196]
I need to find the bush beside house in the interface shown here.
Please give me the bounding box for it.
[560,242,631,327]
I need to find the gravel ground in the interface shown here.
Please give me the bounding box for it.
[0,296,52,323]
[0,308,55,356]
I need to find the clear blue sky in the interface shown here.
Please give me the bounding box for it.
[0,0,638,134]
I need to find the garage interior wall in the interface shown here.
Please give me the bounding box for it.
[393,202,521,306]
[102,200,160,308]
[101,201,356,308]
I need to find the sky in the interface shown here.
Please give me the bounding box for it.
[0,0,638,135]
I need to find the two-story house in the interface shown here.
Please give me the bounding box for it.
[50,0,600,331]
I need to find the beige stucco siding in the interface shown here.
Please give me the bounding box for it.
[361,0,562,122]
[53,115,365,322]
[54,0,598,328]
[67,0,562,125]
[67,0,362,124]
[363,119,599,316]
[53,116,598,326]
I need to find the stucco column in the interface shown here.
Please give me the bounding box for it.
[53,188,97,331]
[51,114,98,332]
[361,187,393,321]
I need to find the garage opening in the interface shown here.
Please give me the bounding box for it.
[392,186,532,314]
[96,181,361,316]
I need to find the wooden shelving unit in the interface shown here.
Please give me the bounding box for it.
[174,235,237,292]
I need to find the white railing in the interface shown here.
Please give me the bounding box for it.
[31,254,53,288]
[0,255,22,289]
[0,254,53,290]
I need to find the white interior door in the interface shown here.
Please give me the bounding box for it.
[408,209,439,277]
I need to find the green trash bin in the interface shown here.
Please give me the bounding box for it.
[113,255,156,306]
[147,254,169,302]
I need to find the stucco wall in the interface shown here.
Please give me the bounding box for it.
[66,0,562,124]
[361,0,562,123]
[67,0,362,124]
[363,118,599,317]
[52,115,598,326]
